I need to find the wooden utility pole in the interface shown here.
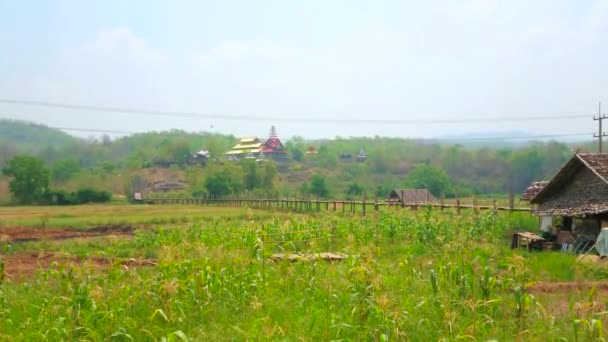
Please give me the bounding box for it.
[594,102,607,153]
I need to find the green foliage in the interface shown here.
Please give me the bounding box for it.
[157,139,192,166]
[0,205,600,340]
[2,155,49,204]
[204,164,243,197]
[291,148,303,161]
[73,188,112,204]
[42,187,112,205]
[205,173,234,197]
[308,174,329,198]
[404,164,453,196]
[51,159,82,181]
[0,119,597,199]
[242,160,260,191]
[261,162,277,192]
[346,182,363,199]
[198,161,278,197]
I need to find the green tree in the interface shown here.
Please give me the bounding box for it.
[309,174,329,198]
[291,148,304,162]
[51,159,81,181]
[261,162,278,192]
[205,173,232,197]
[204,164,243,197]
[404,164,452,197]
[2,155,50,204]
[241,160,261,191]
[346,182,363,199]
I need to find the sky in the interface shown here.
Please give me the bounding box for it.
[0,0,608,140]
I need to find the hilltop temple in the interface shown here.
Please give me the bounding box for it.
[261,126,287,160]
[225,126,287,160]
[225,137,263,160]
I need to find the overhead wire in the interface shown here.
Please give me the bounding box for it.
[0,98,592,125]
[0,98,596,141]
[5,124,592,142]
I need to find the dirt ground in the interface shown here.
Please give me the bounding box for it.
[0,225,135,243]
[528,281,608,316]
[528,281,608,294]
[0,224,154,279]
[2,252,156,280]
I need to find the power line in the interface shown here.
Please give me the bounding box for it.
[20,124,594,142]
[437,132,592,142]
[594,102,607,152]
[0,98,591,125]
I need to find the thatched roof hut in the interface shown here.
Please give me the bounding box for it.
[388,189,435,205]
[531,153,608,217]
[520,181,548,201]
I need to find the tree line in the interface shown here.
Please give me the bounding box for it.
[0,119,596,202]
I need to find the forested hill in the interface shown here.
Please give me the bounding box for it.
[0,119,598,200]
[0,119,77,154]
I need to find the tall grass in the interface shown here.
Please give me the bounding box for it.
[0,209,602,340]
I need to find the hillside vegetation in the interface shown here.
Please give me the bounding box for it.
[0,119,597,202]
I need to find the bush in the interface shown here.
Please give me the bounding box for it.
[74,188,112,204]
[42,188,112,205]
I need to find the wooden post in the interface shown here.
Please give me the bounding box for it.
[362,193,366,217]
[331,225,336,252]
[492,199,497,215]
[474,197,479,215]
[456,199,461,215]
[509,189,515,213]
[400,190,405,209]
[440,194,445,212]
[374,194,379,212]
[333,200,336,212]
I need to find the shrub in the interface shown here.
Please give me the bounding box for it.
[42,187,112,205]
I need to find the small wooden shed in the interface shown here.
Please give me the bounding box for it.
[388,189,435,205]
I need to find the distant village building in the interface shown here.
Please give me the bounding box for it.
[190,150,210,166]
[387,189,435,205]
[261,126,287,160]
[305,146,318,154]
[225,137,263,160]
[357,148,368,163]
[148,180,188,192]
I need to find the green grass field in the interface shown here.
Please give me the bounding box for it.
[0,204,291,228]
[0,204,606,340]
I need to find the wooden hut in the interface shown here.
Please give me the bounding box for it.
[530,153,608,244]
[388,189,435,205]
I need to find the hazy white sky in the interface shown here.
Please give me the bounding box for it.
[1,0,607,140]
